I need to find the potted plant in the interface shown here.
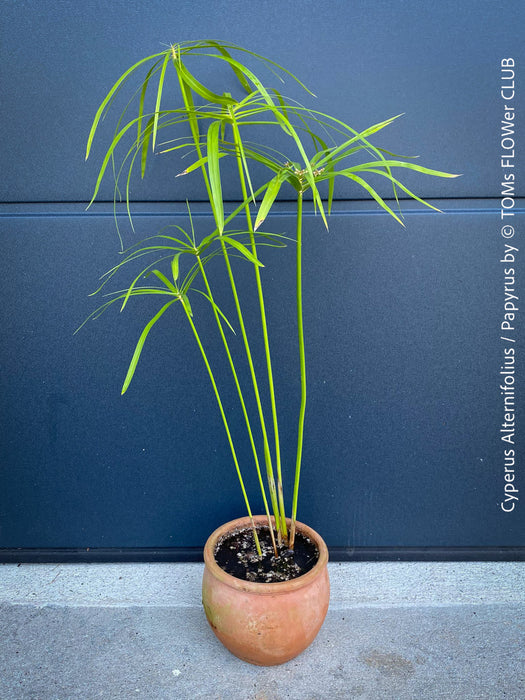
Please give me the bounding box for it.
[81,40,456,665]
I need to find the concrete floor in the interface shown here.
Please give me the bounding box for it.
[0,561,523,699]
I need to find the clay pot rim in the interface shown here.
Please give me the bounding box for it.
[203,515,329,595]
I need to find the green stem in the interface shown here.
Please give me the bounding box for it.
[182,298,262,557]
[175,59,281,546]
[290,192,305,549]
[230,117,288,542]
[218,237,281,534]
[196,256,278,556]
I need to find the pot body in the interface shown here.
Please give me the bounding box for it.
[202,516,330,666]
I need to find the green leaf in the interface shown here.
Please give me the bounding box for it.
[175,152,226,177]
[254,174,283,230]
[92,245,174,293]
[86,51,165,160]
[121,299,178,394]
[207,121,224,233]
[193,289,236,334]
[221,235,264,266]
[152,52,171,151]
[203,43,315,97]
[312,115,402,168]
[158,135,201,156]
[176,58,236,106]
[220,137,282,177]
[138,59,163,142]
[141,116,154,178]
[120,256,178,311]
[171,253,181,283]
[88,117,140,207]
[207,40,252,94]
[347,159,459,179]
[340,172,404,225]
[152,269,178,293]
[181,293,193,317]
[231,120,256,205]
[363,169,446,213]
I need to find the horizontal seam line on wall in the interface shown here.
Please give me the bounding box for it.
[0,208,523,219]
[1,196,521,204]
[1,546,523,563]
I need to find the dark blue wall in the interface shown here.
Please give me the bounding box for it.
[1,0,523,557]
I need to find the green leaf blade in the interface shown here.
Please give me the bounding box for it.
[86,51,165,160]
[152,52,171,152]
[121,299,178,395]
[207,121,224,233]
[171,253,181,283]
[254,175,282,231]
[340,172,405,225]
[221,235,264,266]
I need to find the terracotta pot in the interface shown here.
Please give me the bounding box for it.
[202,515,330,666]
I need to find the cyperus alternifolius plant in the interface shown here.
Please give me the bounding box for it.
[80,40,458,553]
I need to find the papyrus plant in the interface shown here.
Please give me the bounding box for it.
[81,40,457,555]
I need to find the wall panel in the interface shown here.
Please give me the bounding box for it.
[0,0,523,558]
[1,203,523,555]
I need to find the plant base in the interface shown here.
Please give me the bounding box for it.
[215,523,319,582]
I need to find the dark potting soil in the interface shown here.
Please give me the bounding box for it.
[214,525,319,583]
